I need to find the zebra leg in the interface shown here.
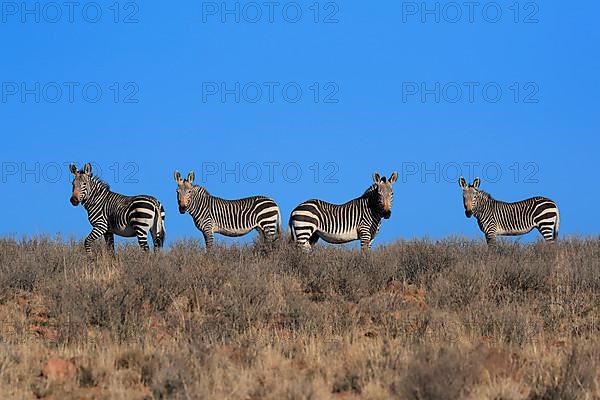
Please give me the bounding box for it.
[290,223,315,251]
[294,237,312,251]
[103,233,115,253]
[359,229,372,251]
[255,226,273,243]
[202,230,214,249]
[85,226,107,254]
[150,227,163,251]
[134,227,151,251]
[293,232,314,251]
[259,224,278,242]
[308,233,320,247]
[485,233,497,246]
[150,232,162,252]
[537,223,556,242]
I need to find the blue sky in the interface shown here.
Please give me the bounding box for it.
[0,1,598,246]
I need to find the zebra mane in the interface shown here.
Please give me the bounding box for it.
[87,173,110,191]
[477,190,492,200]
[193,184,209,196]
[360,183,378,199]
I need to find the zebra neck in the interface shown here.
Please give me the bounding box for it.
[473,191,493,218]
[82,181,110,210]
[188,187,210,218]
[360,184,387,219]
[363,196,384,221]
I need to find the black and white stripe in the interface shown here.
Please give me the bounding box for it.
[175,171,282,248]
[70,163,166,253]
[459,177,559,244]
[289,172,398,250]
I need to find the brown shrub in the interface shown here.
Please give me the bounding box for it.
[0,236,598,398]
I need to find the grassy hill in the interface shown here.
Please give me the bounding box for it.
[0,237,598,399]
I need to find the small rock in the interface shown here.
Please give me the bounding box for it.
[41,358,77,382]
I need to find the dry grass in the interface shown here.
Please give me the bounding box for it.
[0,236,599,399]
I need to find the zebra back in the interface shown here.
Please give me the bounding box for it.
[475,190,559,241]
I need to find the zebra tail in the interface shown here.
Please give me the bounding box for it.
[554,207,560,240]
[277,207,283,238]
[156,203,166,245]
[288,216,295,243]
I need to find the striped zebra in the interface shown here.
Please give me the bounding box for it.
[459,176,560,244]
[289,171,398,250]
[174,170,282,248]
[69,163,166,253]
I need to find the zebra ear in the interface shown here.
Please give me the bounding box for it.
[187,171,195,184]
[174,170,183,183]
[473,177,481,189]
[373,172,381,183]
[83,163,92,175]
[459,176,467,189]
[389,171,398,184]
[69,163,78,175]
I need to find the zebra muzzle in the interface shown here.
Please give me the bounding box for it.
[70,196,79,206]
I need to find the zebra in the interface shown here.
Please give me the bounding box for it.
[458,176,560,244]
[174,170,283,248]
[69,163,166,253]
[289,171,398,251]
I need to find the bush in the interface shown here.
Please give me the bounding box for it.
[0,236,598,398]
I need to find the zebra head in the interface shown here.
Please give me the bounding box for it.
[174,170,195,214]
[372,171,398,219]
[459,176,481,218]
[69,162,93,206]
